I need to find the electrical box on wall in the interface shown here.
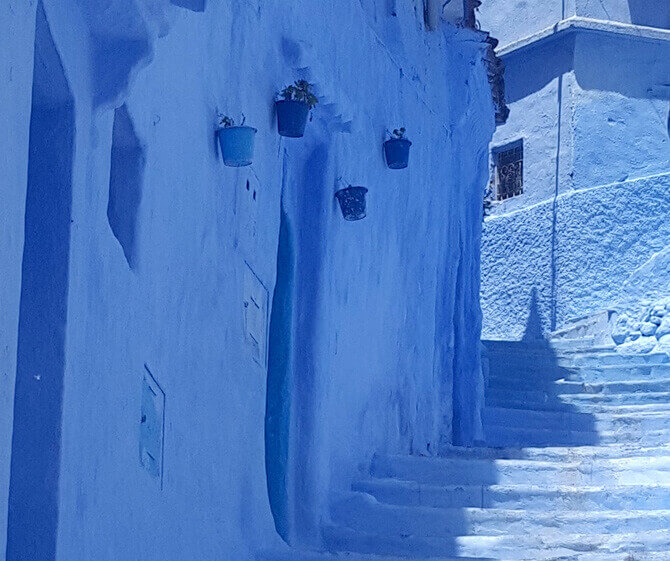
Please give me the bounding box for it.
[140,366,165,481]
[243,262,269,368]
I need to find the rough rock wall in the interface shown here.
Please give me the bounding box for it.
[1,0,495,559]
[618,245,670,315]
[482,173,670,339]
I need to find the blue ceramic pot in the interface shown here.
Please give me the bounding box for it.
[384,138,412,169]
[335,187,368,221]
[276,100,310,138]
[218,126,257,167]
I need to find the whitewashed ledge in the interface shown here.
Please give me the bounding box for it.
[499,16,670,57]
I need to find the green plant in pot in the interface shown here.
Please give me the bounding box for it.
[275,80,318,138]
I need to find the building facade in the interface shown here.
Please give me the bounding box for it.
[0,1,497,559]
[479,0,670,339]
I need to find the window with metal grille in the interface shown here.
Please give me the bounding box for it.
[493,141,523,201]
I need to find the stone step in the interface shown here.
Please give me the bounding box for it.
[564,365,670,383]
[488,366,670,387]
[483,396,670,415]
[371,455,670,487]
[331,494,670,537]
[439,443,670,462]
[353,478,670,510]
[257,549,493,561]
[481,425,596,447]
[487,389,670,409]
[482,424,670,448]
[259,549,670,561]
[483,338,613,356]
[483,406,670,433]
[486,374,569,390]
[485,352,669,372]
[539,553,670,561]
[322,526,670,560]
[489,378,670,398]
[572,352,670,368]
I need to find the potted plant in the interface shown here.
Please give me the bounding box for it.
[335,186,368,221]
[275,80,318,138]
[383,127,412,169]
[217,115,257,167]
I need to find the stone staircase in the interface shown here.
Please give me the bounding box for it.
[260,338,670,561]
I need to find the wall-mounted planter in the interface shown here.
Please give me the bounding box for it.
[219,126,257,168]
[384,138,412,169]
[335,187,368,221]
[218,125,257,167]
[276,100,310,138]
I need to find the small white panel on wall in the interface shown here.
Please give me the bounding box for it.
[243,262,269,368]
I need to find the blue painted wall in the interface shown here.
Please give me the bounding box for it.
[0,1,496,558]
[479,0,670,337]
[482,174,670,338]
[7,5,74,558]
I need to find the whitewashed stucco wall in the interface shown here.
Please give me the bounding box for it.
[1,1,496,559]
[482,173,670,339]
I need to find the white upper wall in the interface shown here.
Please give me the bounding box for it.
[479,0,670,49]
[573,0,670,29]
[481,0,670,216]
[478,0,565,47]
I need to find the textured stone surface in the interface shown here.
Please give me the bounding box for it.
[482,173,670,339]
[618,336,659,354]
[277,340,670,561]
[657,318,670,340]
[656,334,670,352]
[641,322,659,336]
[480,0,670,341]
[611,314,632,344]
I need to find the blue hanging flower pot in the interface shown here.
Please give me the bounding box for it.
[275,100,310,138]
[384,137,412,169]
[335,187,368,221]
[275,81,318,138]
[218,125,257,167]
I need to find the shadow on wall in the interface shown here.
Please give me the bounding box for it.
[574,33,670,100]
[627,0,670,28]
[505,31,669,103]
[265,205,295,544]
[265,141,331,545]
[6,3,74,560]
[482,288,600,450]
[107,104,145,269]
[77,0,152,108]
[505,36,575,104]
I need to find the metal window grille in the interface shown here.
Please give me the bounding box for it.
[494,143,523,201]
